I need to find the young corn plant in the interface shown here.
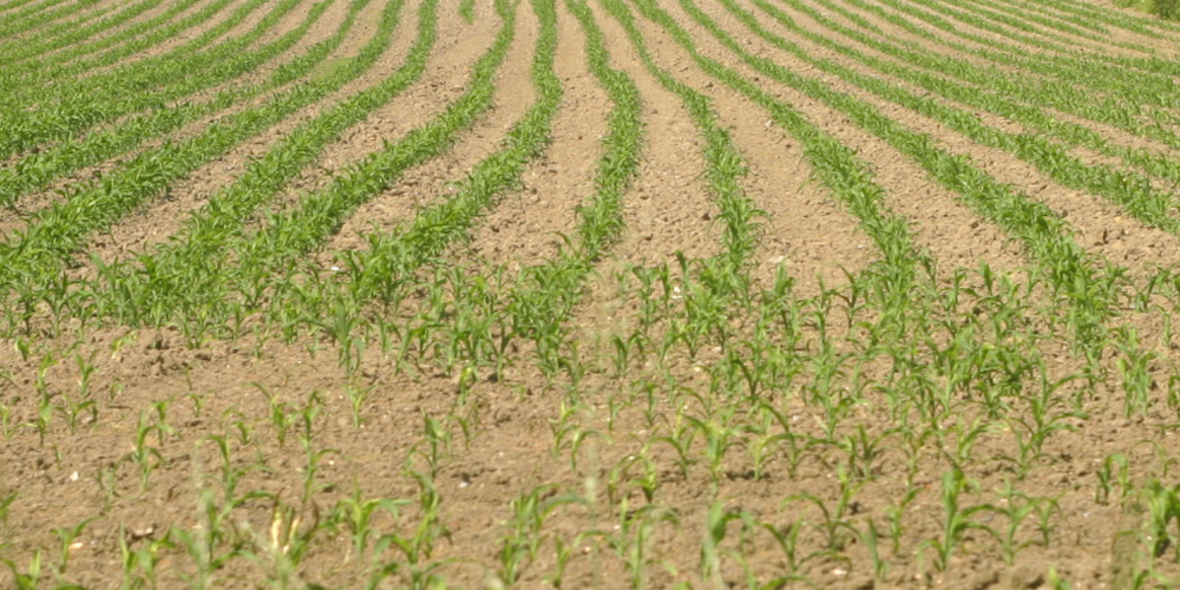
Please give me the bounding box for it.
[1096,453,1133,506]
[118,527,168,590]
[992,480,1039,565]
[125,409,172,492]
[332,489,408,564]
[783,466,862,555]
[1,551,42,590]
[924,468,996,571]
[50,516,95,575]
[602,501,679,590]
[497,485,579,586]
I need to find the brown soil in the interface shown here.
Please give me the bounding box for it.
[320,0,531,258]
[9,1,1180,590]
[668,0,1029,278]
[81,0,418,268]
[648,30,875,291]
[590,1,720,268]
[0,0,352,246]
[74,0,264,76]
[465,0,607,270]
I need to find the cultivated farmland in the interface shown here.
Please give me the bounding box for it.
[3,0,1180,587]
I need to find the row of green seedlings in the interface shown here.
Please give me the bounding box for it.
[978,0,1152,37]
[677,0,1180,415]
[779,0,1180,201]
[597,0,771,374]
[0,0,291,152]
[871,0,1180,88]
[0,0,170,68]
[357,0,648,389]
[652,0,1125,347]
[0,0,260,94]
[19,0,207,72]
[822,0,1168,119]
[0,0,363,209]
[0,0,109,46]
[668,0,1180,421]
[0,0,37,16]
[721,0,1180,236]
[571,0,1104,481]
[618,0,1008,463]
[238,0,635,482]
[78,0,515,343]
[585,0,1180,580]
[3,0,148,43]
[0,0,308,161]
[894,0,1177,74]
[267,0,735,393]
[0,0,74,29]
[963,0,1173,47]
[348,0,648,388]
[0,0,76,13]
[485,0,646,386]
[0,0,144,64]
[0,0,274,104]
[954,0,1158,52]
[968,0,1169,37]
[942,4,1180,124]
[835,0,1179,116]
[3,0,236,91]
[809,0,1180,155]
[81,0,528,349]
[1048,0,1180,33]
[614,0,921,331]
[0,0,412,336]
[279,0,564,375]
[982,0,1180,55]
[82,0,433,335]
[0,0,72,20]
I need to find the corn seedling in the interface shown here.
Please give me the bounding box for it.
[925,468,996,571]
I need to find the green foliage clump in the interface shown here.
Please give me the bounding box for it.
[1116,0,1180,20]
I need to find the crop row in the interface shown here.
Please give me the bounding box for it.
[0,0,372,210]
[6,0,1180,586]
[0,0,315,161]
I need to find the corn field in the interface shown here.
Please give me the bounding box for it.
[3,0,1180,587]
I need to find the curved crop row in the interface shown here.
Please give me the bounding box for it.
[768,0,1180,192]
[0,0,368,209]
[0,0,108,45]
[79,0,522,336]
[0,0,290,140]
[84,0,437,330]
[0,0,409,333]
[723,0,1180,235]
[0,0,170,67]
[9,0,225,89]
[0,0,313,160]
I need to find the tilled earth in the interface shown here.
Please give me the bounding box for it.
[5,0,1180,588]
